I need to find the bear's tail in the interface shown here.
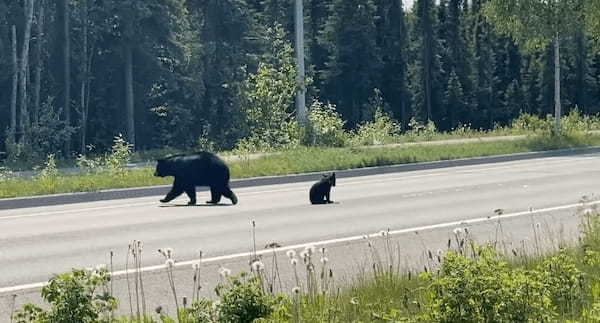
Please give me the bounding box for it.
[223,187,238,205]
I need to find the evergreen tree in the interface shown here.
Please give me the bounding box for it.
[410,0,441,123]
[321,0,381,127]
[375,0,410,128]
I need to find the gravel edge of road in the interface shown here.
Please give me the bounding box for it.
[2,145,600,210]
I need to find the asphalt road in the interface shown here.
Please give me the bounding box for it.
[1,152,599,318]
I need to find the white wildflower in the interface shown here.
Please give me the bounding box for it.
[452,228,462,235]
[286,250,296,259]
[292,286,301,294]
[290,258,298,266]
[165,259,175,267]
[219,267,231,278]
[305,245,316,255]
[251,260,265,272]
[320,257,329,264]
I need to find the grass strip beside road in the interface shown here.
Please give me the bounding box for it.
[1,133,599,199]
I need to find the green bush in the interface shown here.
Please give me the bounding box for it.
[406,118,437,141]
[351,108,401,146]
[305,100,347,147]
[421,246,556,323]
[13,267,117,323]
[216,273,275,323]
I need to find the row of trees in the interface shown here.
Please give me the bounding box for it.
[1,0,600,158]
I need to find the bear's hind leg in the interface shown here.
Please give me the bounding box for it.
[223,186,238,205]
[207,187,222,204]
[185,186,197,205]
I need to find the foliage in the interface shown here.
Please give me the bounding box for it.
[76,135,133,176]
[240,24,299,152]
[406,118,438,141]
[36,154,58,192]
[305,100,347,147]
[351,108,401,146]
[13,267,116,323]
[215,273,276,323]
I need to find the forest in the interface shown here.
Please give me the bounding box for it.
[1,0,600,161]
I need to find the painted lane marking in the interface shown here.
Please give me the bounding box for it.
[1,200,597,294]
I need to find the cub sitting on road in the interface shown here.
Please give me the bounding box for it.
[309,172,336,204]
[154,152,238,205]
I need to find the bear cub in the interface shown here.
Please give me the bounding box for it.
[309,172,336,204]
[155,151,238,205]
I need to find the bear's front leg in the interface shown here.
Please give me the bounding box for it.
[161,179,184,203]
[325,190,333,203]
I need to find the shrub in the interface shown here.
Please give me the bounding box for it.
[351,108,400,146]
[421,246,556,323]
[305,100,347,147]
[37,154,59,192]
[406,118,437,141]
[13,267,117,323]
[216,273,276,323]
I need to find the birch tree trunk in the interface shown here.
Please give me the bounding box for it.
[34,0,44,125]
[63,0,72,154]
[124,42,135,149]
[19,0,35,142]
[10,25,17,141]
[554,33,561,134]
[80,0,88,153]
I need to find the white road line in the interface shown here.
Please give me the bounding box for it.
[1,200,596,294]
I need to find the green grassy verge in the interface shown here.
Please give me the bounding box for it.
[1,133,600,199]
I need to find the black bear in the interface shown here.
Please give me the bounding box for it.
[309,172,336,204]
[154,152,238,205]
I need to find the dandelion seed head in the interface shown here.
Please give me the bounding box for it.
[192,262,200,270]
[437,249,443,257]
[453,228,462,235]
[320,257,329,264]
[219,267,231,278]
[251,260,265,272]
[463,227,469,234]
[305,245,316,255]
[286,250,296,259]
[292,286,300,294]
[290,258,298,266]
[165,247,173,258]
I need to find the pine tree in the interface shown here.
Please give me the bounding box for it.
[410,0,441,123]
[375,0,410,128]
[321,0,381,127]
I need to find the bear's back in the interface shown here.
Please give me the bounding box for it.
[165,152,229,185]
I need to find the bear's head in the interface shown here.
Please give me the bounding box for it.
[154,159,171,177]
[324,172,336,187]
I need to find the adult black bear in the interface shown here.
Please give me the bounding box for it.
[309,172,336,204]
[155,152,238,205]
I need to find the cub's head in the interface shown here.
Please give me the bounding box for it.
[154,159,170,177]
[323,172,336,186]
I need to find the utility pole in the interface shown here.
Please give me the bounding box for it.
[294,0,307,124]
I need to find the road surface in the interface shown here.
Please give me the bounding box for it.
[1,151,599,318]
